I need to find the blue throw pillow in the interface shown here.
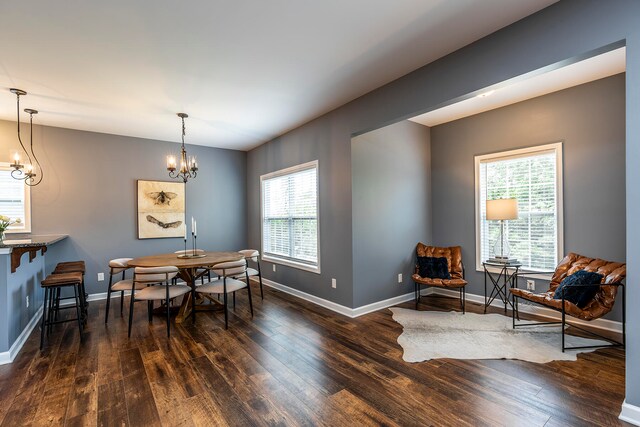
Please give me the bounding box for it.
[553,270,603,308]
[417,256,450,279]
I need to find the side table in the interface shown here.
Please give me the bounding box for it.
[483,260,522,315]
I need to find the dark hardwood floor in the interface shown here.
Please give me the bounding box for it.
[0,281,628,426]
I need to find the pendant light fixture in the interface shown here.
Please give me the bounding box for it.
[166,113,198,183]
[8,88,43,186]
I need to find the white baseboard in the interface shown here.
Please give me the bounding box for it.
[261,278,420,318]
[0,305,44,365]
[431,288,623,333]
[620,400,640,426]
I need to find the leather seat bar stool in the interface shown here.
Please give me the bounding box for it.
[40,272,84,349]
[52,261,88,323]
[238,249,264,300]
[105,258,133,323]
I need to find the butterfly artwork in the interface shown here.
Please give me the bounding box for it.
[147,191,178,206]
[137,180,185,239]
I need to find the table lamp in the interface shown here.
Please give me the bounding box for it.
[486,198,518,262]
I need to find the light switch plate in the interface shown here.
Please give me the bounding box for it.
[526,279,535,290]
[332,278,336,288]
[98,272,105,281]
[398,273,403,283]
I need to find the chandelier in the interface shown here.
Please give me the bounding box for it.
[166,113,198,183]
[8,88,43,186]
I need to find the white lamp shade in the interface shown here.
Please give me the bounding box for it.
[486,198,518,220]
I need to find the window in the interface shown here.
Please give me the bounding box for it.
[475,143,563,272]
[261,160,320,273]
[0,163,31,233]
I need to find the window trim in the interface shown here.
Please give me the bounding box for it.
[0,162,32,234]
[260,160,321,274]
[474,143,564,273]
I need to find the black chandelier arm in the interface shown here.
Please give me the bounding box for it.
[15,94,33,166]
[10,168,27,180]
[26,112,44,187]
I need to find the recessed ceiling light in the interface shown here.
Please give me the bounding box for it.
[476,90,496,98]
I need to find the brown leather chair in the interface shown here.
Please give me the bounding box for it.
[412,243,467,312]
[510,252,626,351]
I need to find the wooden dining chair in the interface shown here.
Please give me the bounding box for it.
[197,259,253,329]
[238,249,264,300]
[128,266,190,338]
[105,257,133,323]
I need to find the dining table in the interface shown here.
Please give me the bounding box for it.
[127,251,244,323]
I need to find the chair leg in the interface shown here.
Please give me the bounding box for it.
[105,274,113,324]
[73,284,84,343]
[54,287,60,321]
[415,283,419,309]
[120,291,125,315]
[40,287,49,350]
[148,301,153,322]
[561,294,566,352]
[246,271,254,317]
[166,286,171,338]
[128,295,135,338]
[47,288,55,335]
[223,277,228,329]
[233,292,236,309]
[258,263,264,300]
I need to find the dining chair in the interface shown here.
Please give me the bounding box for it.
[174,249,211,284]
[197,259,253,329]
[238,249,264,300]
[128,266,189,338]
[105,257,133,323]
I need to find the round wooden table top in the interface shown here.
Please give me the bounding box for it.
[127,251,243,269]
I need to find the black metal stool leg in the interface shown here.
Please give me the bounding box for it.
[40,287,49,350]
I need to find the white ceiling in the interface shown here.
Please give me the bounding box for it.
[0,0,557,151]
[410,47,626,127]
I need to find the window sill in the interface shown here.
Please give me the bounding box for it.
[262,255,321,274]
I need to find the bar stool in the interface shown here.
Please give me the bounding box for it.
[52,261,88,323]
[105,258,133,323]
[40,272,84,349]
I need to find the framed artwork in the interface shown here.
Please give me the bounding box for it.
[137,180,186,239]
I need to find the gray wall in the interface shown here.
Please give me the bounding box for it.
[431,74,626,321]
[352,120,431,307]
[0,120,247,295]
[245,0,640,406]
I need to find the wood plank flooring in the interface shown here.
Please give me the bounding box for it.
[0,281,628,426]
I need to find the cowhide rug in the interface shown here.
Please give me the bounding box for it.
[390,308,609,363]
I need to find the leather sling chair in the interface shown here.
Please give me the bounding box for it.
[510,252,626,352]
[412,243,467,313]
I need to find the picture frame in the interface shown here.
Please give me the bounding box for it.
[136,179,186,239]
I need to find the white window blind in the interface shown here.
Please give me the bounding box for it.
[0,165,30,232]
[476,144,562,271]
[261,161,319,272]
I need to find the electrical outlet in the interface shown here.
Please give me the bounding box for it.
[398,273,403,283]
[26,295,29,308]
[97,272,105,281]
[272,264,276,272]
[332,278,337,288]
[526,279,535,290]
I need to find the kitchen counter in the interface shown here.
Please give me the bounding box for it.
[0,235,68,273]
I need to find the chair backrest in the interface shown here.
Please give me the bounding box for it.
[211,259,247,277]
[134,266,179,283]
[238,249,259,263]
[415,243,464,280]
[548,252,626,319]
[174,249,205,255]
[109,258,133,274]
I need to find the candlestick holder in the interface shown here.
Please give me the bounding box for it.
[177,233,206,258]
